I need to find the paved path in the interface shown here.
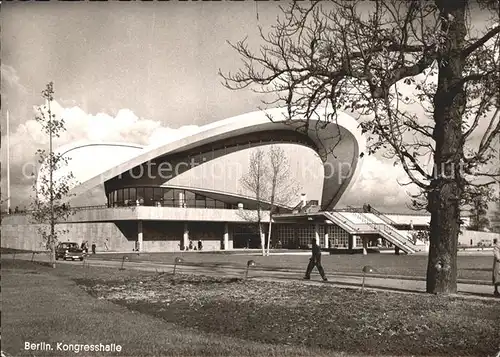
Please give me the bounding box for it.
[6,252,498,300]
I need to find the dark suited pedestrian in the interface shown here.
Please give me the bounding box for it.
[304,238,328,281]
[493,238,500,297]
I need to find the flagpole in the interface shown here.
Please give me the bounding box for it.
[6,110,11,214]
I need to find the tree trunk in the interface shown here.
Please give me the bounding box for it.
[426,2,466,294]
[258,222,265,256]
[267,215,273,256]
[50,240,56,269]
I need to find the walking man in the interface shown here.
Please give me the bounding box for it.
[493,238,500,297]
[304,238,328,281]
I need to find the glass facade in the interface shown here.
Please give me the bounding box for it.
[326,225,350,247]
[277,223,317,248]
[107,187,237,209]
[277,223,351,249]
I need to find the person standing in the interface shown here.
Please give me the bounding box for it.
[493,238,500,297]
[304,238,328,281]
[91,242,96,255]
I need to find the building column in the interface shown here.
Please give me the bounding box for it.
[183,222,189,250]
[178,191,185,207]
[324,230,329,249]
[137,220,143,252]
[362,236,367,255]
[228,224,234,249]
[223,223,229,250]
[350,235,357,249]
[314,223,320,246]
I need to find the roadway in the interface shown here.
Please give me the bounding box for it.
[6,252,497,300]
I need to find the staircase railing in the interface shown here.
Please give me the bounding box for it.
[324,211,374,234]
[373,223,418,253]
[369,206,397,225]
[346,206,417,253]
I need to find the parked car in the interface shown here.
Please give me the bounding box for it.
[477,239,492,248]
[56,242,85,261]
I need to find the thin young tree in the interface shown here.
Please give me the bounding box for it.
[240,148,270,256]
[266,145,301,255]
[30,82,76,268]
[221,1,500,294]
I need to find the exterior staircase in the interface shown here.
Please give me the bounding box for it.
[323,206,419,254]
[346,206,419,254]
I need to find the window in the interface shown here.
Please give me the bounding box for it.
[170,189,181,206]
[145,187,153,206]
[195,193,206,208]
[117,190,123,205]
[136,187,145,205]
[296,224,316,247]
[153,188,163,205]
[129,188,136,202]
[277,224,296,247]
[206,198,216,208]
[356,236,362,247]
[184,191,195,206]
[163,189,173,206]
[106,187,247,209]
[215,200,225,209]
[327,225,349,247]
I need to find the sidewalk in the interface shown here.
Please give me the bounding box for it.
[6,253,497,300]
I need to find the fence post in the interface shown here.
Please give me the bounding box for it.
[361,265,375,294]
[119,256,129,270]
[245,260,256,279]
[173,257,184,276]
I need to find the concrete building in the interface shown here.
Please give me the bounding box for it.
[3,107,473,254]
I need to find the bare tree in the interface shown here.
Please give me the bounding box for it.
[266,145,301,255]
[221,1,500,294]
[240,148,270,256]
[30,82,76,268]
[240,146,301,256]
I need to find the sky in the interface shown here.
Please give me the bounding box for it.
[1,1,498,214]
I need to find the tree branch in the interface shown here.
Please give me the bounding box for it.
[461,25,500,58]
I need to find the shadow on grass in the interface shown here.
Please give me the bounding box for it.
[75,269,500,357]
[2,259,54,270]
[2,259,336,357]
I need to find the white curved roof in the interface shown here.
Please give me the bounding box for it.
[38,107,366,210]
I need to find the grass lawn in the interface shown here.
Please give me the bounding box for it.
[87,251,494,282]
[1,259,339,357]
[2,258,499,357]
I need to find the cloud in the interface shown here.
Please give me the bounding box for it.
[1,101,201,207]
[338,154,420,212]
[1,64,28,95]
